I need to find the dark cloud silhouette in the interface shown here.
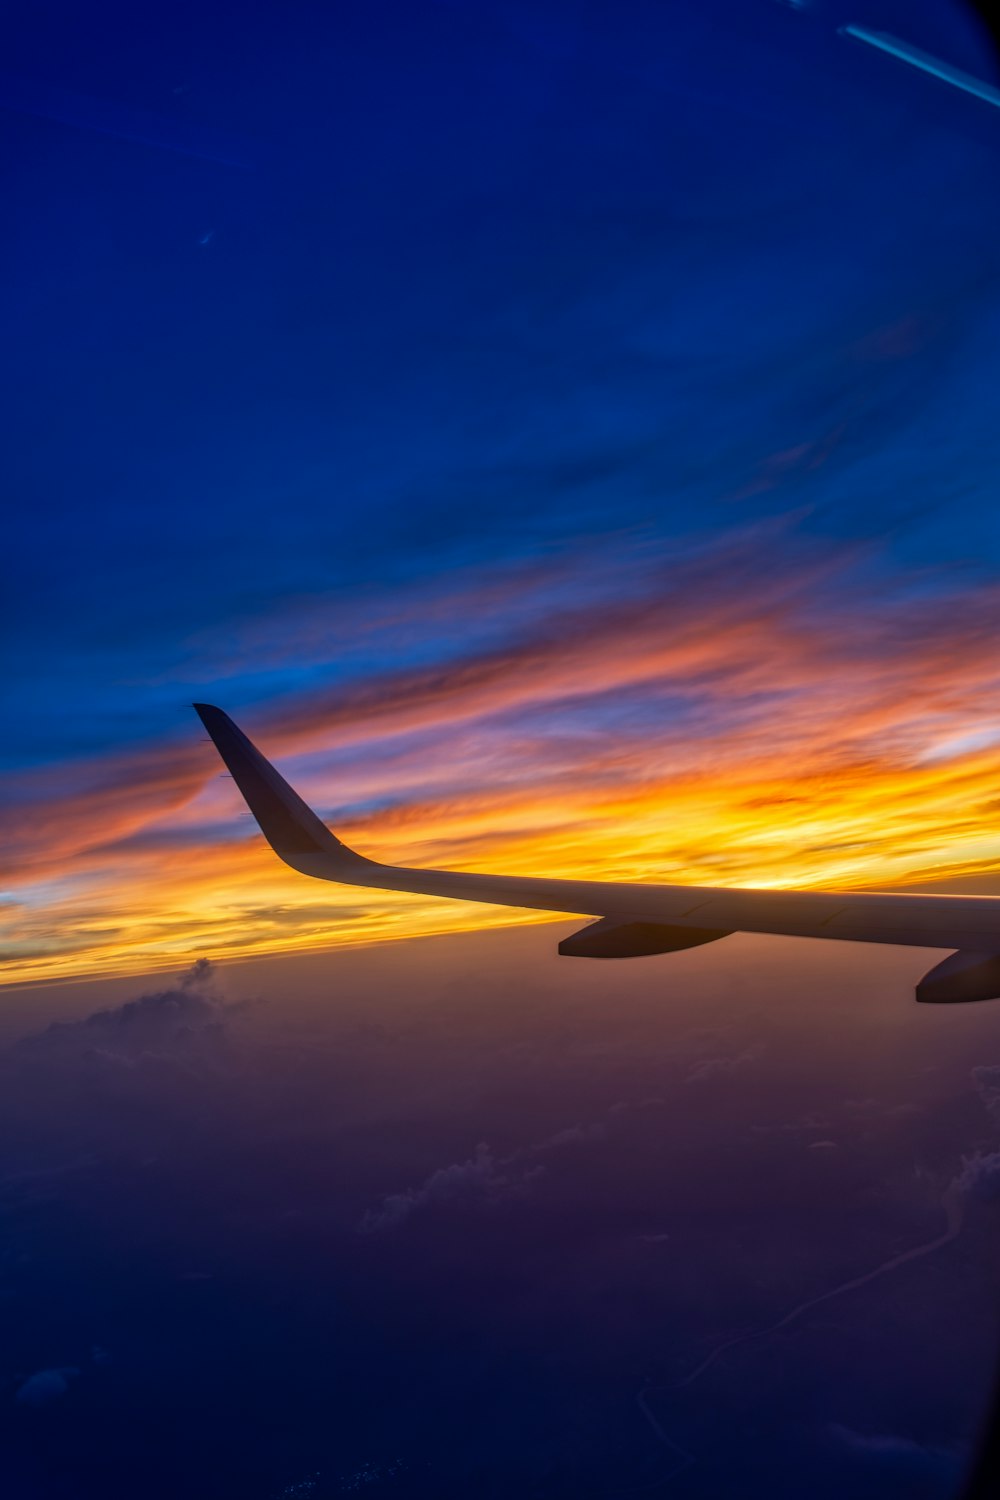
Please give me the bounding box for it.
[525,1121,606,1153]
[15,958,228,1068]
[686,1044,763,1084]
[957,1151,1000,1201]
[359,1143,511,1233]
[15,1367,80,1407]
[180,957,216,989]
[360,1116,610,1232]
[972,1063,1000,1125]
[0,960,243,1173]
[953,1062,1000,1200]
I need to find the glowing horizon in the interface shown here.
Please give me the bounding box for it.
[8,528,1000,987]
[7,0,1000,990]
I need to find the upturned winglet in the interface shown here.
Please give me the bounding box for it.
[193,704,375,877]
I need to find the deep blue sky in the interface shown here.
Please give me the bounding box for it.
[5,0,1000,764]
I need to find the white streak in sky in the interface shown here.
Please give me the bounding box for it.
[840,24,1000,111]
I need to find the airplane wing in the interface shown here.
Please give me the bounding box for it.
[194,704,1000,1003]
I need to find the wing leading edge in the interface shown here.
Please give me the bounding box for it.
[193,704,1000,1003]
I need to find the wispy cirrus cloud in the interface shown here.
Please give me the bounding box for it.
[6,523,1000,985]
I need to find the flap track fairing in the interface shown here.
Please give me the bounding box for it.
[558,917,732,960]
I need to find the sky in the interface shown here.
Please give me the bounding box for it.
[5,6,1000,1494]
[5,0,1000,988]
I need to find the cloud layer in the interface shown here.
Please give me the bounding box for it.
[8,526,1000,984]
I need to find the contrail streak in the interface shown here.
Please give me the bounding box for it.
[630,1179,965,1490]
[670,1178,964,1392]
[840,24,1000,111]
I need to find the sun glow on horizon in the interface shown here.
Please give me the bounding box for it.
[7,719,1000,987]
[8,523,1000,988]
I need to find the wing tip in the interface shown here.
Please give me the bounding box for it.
[192,702,371,871]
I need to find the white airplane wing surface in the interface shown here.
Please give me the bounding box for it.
[194,704,1000,1003]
